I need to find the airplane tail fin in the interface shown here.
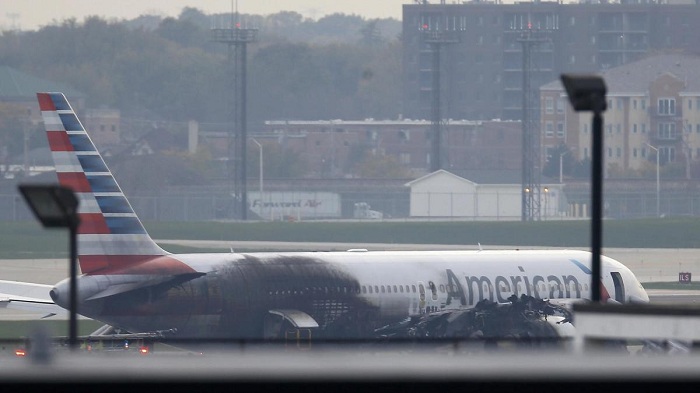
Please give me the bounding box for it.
[37,92,168,274]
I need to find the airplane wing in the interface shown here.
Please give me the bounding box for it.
[0,280,67,318]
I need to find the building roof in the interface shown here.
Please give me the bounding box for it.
[541,54,700,94]
[406,169,556,186]
[0,66,83,100]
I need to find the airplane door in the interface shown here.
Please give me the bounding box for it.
[610,272,625,303]
[417,282,426,314]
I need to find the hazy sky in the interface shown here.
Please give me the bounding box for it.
[2,1,407,31]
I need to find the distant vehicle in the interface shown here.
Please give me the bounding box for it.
[0,93,649,341]
[353,202,383,220]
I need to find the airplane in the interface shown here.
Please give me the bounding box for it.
[0,92,649,341]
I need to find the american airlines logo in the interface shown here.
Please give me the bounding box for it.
[445,269,583,306]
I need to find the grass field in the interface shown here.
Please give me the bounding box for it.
[642,282,700,290]
[0,319,103,340]
[4,217,700,259]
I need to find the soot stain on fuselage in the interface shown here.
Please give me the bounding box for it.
[90,254,379,339]
[215,254,379,338]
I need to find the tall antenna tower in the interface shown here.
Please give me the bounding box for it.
[518,28,549,221]
[423,29,458,172]
[211,2,258,220]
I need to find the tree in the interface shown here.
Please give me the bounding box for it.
[353,152,410,178]
[542,143,574,181]
[247,142,307,179]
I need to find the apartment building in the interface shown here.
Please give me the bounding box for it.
[403,1,700,122]
[540,53,700,174]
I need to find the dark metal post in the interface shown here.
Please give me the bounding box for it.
[560,74,607,303]
[68,224,78,349]
[590,108,603,303]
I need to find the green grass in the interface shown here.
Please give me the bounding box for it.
[642,282,700,290]
[0,319,103,340]
[4,217,700,259]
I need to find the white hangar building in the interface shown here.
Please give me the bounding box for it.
[405,170,564,220]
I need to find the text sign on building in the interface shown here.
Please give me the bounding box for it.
[679,272,692,284]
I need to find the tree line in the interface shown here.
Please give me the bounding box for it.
[0,8,402,124]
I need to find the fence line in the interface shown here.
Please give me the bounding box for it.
[4,191,700,222]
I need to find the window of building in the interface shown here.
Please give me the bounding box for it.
[658,98,676,115]
[557,98,565,113]
[658,123,676,140]
[545,121,554,137]
[633,148,637,158]
[660,146,675,164]
[616,124,621,134]
[633,124,637,133]
[545,97,554,114]
[569,16,575,26]
[608,147,612,158]
[641,99,646,110]
[642,124,647,133]
[616,98,623,109]
[557,122,565,138]
[584,147,589,159]
[697,124,700,133]
[642,148,647,158]
[616,147,621,158]
[633,99,637,110]
[689,99,693,110]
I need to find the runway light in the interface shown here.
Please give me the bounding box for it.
[15,349,26,357]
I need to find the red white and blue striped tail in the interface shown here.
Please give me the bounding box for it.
[37,92,168,274]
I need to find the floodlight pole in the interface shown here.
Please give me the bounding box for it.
[590,105,604,303]
[560,74,607,303]
[68,223,78,350]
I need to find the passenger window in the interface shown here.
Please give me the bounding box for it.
[393,285,398,293]
[399,286,404,293]
[375,286,379,294]
[381,285,385,293]
[439,284,445,293]
[387,286,392,293]
[368,286,373,294]
[412,285,416,293]
[362,286,367,294]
